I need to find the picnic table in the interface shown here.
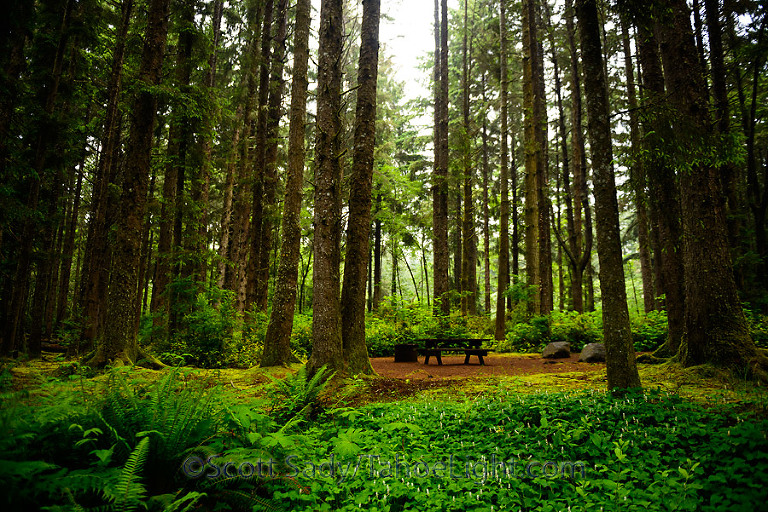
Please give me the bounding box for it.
[415,338,493,365]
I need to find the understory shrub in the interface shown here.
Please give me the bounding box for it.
[550,310,602,352]
[495,310,668,354]
[365,316,416,357]
[290,313,313,359]
[745,308,768,349]
[365,302,490,357]
[631,310,669,352]
[157,286,240,368]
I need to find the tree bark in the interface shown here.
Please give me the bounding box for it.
[461,1,477,316]
[91,0,171,366]
[246,0,275,313]
[308,0,345,376]
[152,0,196,338]
[636,18,685,354]
[340,0,380,375]
[576,0,641,390]
[564,0,591,314]
[496,0,510,340]
[256,0,289,312]
[653,0,767,378]
[432,0,450,316]
[261,0,311,367]
[481,75,492,314]
[192,0,224,285]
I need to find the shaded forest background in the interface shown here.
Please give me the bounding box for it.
[1,0,767,384]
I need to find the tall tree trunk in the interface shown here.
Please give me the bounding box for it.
[261,0,311,367]
[373,194,383,309]
[56,144,86,327]
[522,0,550,315]
[461,0,476,316]
[621,19,655,314]
[153,0,196,338]
[481,75,492,314]
[533,1,552,315]
[246,0,275,313]
[653,0,767,377]
[256,0,289,311]
[564,0,591,313]
[217,107,243,287]
[91,0,171,366]
[636,19,685,354]
[546,1,577,311]
[576,0,641,390]
[745,21,768,288]
[495,0,511,340]
[224,0,265,310]
[19,0,75,358]
[308,0,345,376]
[193,0,224,285]
[453,182,462,306]
[340,0,380,375]
[705,0,742,280]
[433,0,450,316]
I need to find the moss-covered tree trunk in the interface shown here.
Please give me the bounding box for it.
[495,0,510,341]
[460,0,477,317]
[635,20,685,356]
[576,0,641,390]
[245,0,274,313]
[340,0,380,375]
[653,0,767,378]
[308,0,345,376]
[433,0,450,317]
[564,0,591,314]
[256,0,289,312]
[261,0,311,368]
[90,0,170,367]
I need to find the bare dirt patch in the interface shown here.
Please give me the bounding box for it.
[370,353,605,380]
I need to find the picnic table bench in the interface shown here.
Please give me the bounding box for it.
[415,338,493,365]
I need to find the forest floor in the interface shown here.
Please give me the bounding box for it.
[5,351,766,416]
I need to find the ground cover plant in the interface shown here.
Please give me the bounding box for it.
[1,360,767,511]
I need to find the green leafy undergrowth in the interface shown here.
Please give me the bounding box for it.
[3,366,767,512]
[0,366,300,511]
[222,387,768,512]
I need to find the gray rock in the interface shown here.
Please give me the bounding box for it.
[542,341,571,359]
[578,342,606,363]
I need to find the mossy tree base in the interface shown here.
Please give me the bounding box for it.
[86,345,163,370]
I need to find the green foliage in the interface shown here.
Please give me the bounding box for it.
[744,308,768,349]
[497,319,549,353]
[163,287,240,368]
[550,311,603,352]
[365,316,416,358]
[494,310,668,354]
[631,310,669,352]
[0,362,15,392]
[289,313,314,359]
[269,388,768,511]
[3,365,768,511]
[266,365,334,425]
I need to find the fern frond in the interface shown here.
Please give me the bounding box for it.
[161,490,207,512]
[107,436,149,512]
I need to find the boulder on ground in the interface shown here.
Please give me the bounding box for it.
[578,342,606,363]
[542,342,571,359]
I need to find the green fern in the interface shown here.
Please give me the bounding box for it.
[104,436,149,512]
[267,364,334,425]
